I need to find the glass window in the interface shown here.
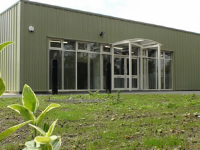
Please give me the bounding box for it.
[148,49,156,57]
[132,47,139,56]
[50,40,61,48]
[148,58,157,89]
[103,45,111,52]
[165,52,172,59]
[77,52,88,89]
[78,43,87,50]
[161,59,164,89]
[89,43,100,52]
[127,59,137,75]
[114,58,124,75]
[49,50,62,89]
[114,44,129,55]
[64,52,76,89]
[143,49,148,56]
[103,55,111,89]
[90,54,100,89]
[127,78,137,88]
[64,40,75,50]
[143,58,148,89]
[114,78,124,88]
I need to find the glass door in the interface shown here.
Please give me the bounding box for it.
[114,57,139,90]
[126,58,139,90]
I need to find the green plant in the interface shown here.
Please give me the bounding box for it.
[0,84,61,149]
[23,120,61,150]
[0,41,13,96]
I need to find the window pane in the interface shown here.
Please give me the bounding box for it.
[89,43,100,52]
[64,40,75,50]
[64,52,75,89]
[103,55,111,89]
[165,60,172,89]
[143,58,148,89]
[127,59,137,75]
[50,40,61,48]
[103,45,111,52]
[114,78,124,88]
[132,47,139,56]
[77,53,88,89]
[49,50,62,89]
[148,49,156,57]
[114,44,128,55]
[165,52,172,59]
[114,58,124,75]
[90,54,100,89]
[127,78,137,88]
[148,58,157,89]
[161,59,164,89]
[78,43,87,50]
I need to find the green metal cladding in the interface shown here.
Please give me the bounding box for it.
[1,0,200,92]
[0,2,20,92]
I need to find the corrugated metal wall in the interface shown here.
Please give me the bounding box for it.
[20,1,200,91]
[0,2,20,92]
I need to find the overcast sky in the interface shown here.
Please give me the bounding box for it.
[1,0,200,34]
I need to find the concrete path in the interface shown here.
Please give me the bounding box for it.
[1,91,200,98]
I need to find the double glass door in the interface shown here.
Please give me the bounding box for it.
[114,57,139,90]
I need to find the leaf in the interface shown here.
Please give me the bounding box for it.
[0,120,31,141]
[36,103,60,125]
[29,124,46,136]
[50,136,61,150]
[0,42,13,52]
[30,124,46,136]
[8,104,35,122]
[35,136,51,144]
[22,84,39,113]
[24,140,40,150]
[46,120,58,137]
[40,144,53,150]
[0,78,5,96]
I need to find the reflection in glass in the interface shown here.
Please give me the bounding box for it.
[127,78,137,88]
[78,43,87,50]
[148,49,156,57]
[132,47,139,56]
[165,52,172,59]
[114,44,128,55]
[148,58,157,89]
[114,58,124,75]
[64,52,75,89]
[50,40,61,48]
[90,54,100,89]
[114,78,124,88]
[127,59,137,75]
[64,40,75,50]
[161,59,164,89]
[165,60,172,89]
[103,45,111,52]
[89,43,100,52]
[49,50,62,89]
[103,55,111,89]
[143,58,148,89]
[77,53,88,89]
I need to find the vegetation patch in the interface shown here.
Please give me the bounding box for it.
[1,93,200,149]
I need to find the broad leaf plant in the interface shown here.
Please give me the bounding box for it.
[0,42,61,149]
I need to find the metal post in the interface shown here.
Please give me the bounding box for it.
[106,62,111,93]
[52,59,58,95]
[158,44,161,90]
[129,42,132,91]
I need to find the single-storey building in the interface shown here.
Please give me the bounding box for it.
[0,0,200,92]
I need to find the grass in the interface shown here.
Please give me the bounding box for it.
[0,93,200,149]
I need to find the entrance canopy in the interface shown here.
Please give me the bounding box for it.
[111,38,162,48]
[111,38,163,91]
